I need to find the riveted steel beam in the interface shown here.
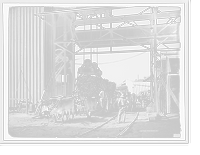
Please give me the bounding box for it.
[74,10,180,26]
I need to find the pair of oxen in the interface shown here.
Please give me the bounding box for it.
[36,95,97,122]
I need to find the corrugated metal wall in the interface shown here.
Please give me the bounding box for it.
[8,6,44,108]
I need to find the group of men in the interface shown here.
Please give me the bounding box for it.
[98,90,133,123]
[127,92,137,112]
[99,89,137,112]
[99,89,151,112]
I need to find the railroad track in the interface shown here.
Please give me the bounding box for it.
[75,109,139,138]
[116,112,139,138]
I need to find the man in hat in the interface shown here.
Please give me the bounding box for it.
[99,89,105,108]
[118,94,130,123]
[127,92,133,112]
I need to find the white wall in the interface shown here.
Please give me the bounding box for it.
[8,6,44,107]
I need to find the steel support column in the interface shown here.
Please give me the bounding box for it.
[71,44,75,95]
[70,13,76,91]
[52,15,56,96]
[153,7,159,115]
[150,7,153,100]
[63,16,68,96]
[166,56,170,113]
[71,53,76,91]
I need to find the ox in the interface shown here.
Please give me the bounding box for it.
[50,97,75,122]
[35,96,64,115]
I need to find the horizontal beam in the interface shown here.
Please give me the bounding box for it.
[71,24,180,48]
[75,10,180,26]
[75,23,179,36]
[75,48,180,55]
[35,7,120,16]
[54,33,178,43]
[74,40,179,49]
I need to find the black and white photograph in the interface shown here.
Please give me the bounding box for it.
[1,0,190,145]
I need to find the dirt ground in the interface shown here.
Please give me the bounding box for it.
[8,112,119,138]
[125,114,181,138]
[8,112,180,138]
[79,112,139,138]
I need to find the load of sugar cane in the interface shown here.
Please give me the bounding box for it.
[75,59,116,98]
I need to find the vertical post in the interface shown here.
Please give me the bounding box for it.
[150,8,154,109]
[52,13,56,96]
[110,22,113,52]
[96,48,98,64]
[166,56,170,113]
[70,15,76,91]
[100,13,102,37]
[153,7,159,114]
[167,76,170,113]
[90,24,92,61]
[90,48,92,61]
[71,44,75,95]
[26,99,28,114]
[64,52,67,96]
[67,63,70,96]
[63,13,67,96]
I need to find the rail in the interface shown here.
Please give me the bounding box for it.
[74,109,139,138]
[75,115,117,138]
[115,109,140,138]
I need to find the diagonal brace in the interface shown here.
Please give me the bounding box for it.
[54,43,74,55]
[95,12,150,50]
[34,14,53,28]
[112,31,151,50]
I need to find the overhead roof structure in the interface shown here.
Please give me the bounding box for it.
[36,6,181,54]
[36,6,181,114]
[74,24,179,49]
[37,6,128,15]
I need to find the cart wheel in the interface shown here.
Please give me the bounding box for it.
[62,113,68,122]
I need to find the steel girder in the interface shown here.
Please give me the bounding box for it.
[37,6,180,51]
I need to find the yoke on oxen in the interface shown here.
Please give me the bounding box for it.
[35,94,79,117]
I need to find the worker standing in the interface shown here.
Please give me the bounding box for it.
[127,92,133,112]
[99,88,105,108]
[105,93,110,112]
[132,93,137,109]
[117,92,128,123]
[141,92,146,108]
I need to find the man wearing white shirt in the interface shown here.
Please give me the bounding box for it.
[99,89,105,108]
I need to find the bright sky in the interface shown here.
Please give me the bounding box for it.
[75,7,180,85]
[76,53,150,84]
